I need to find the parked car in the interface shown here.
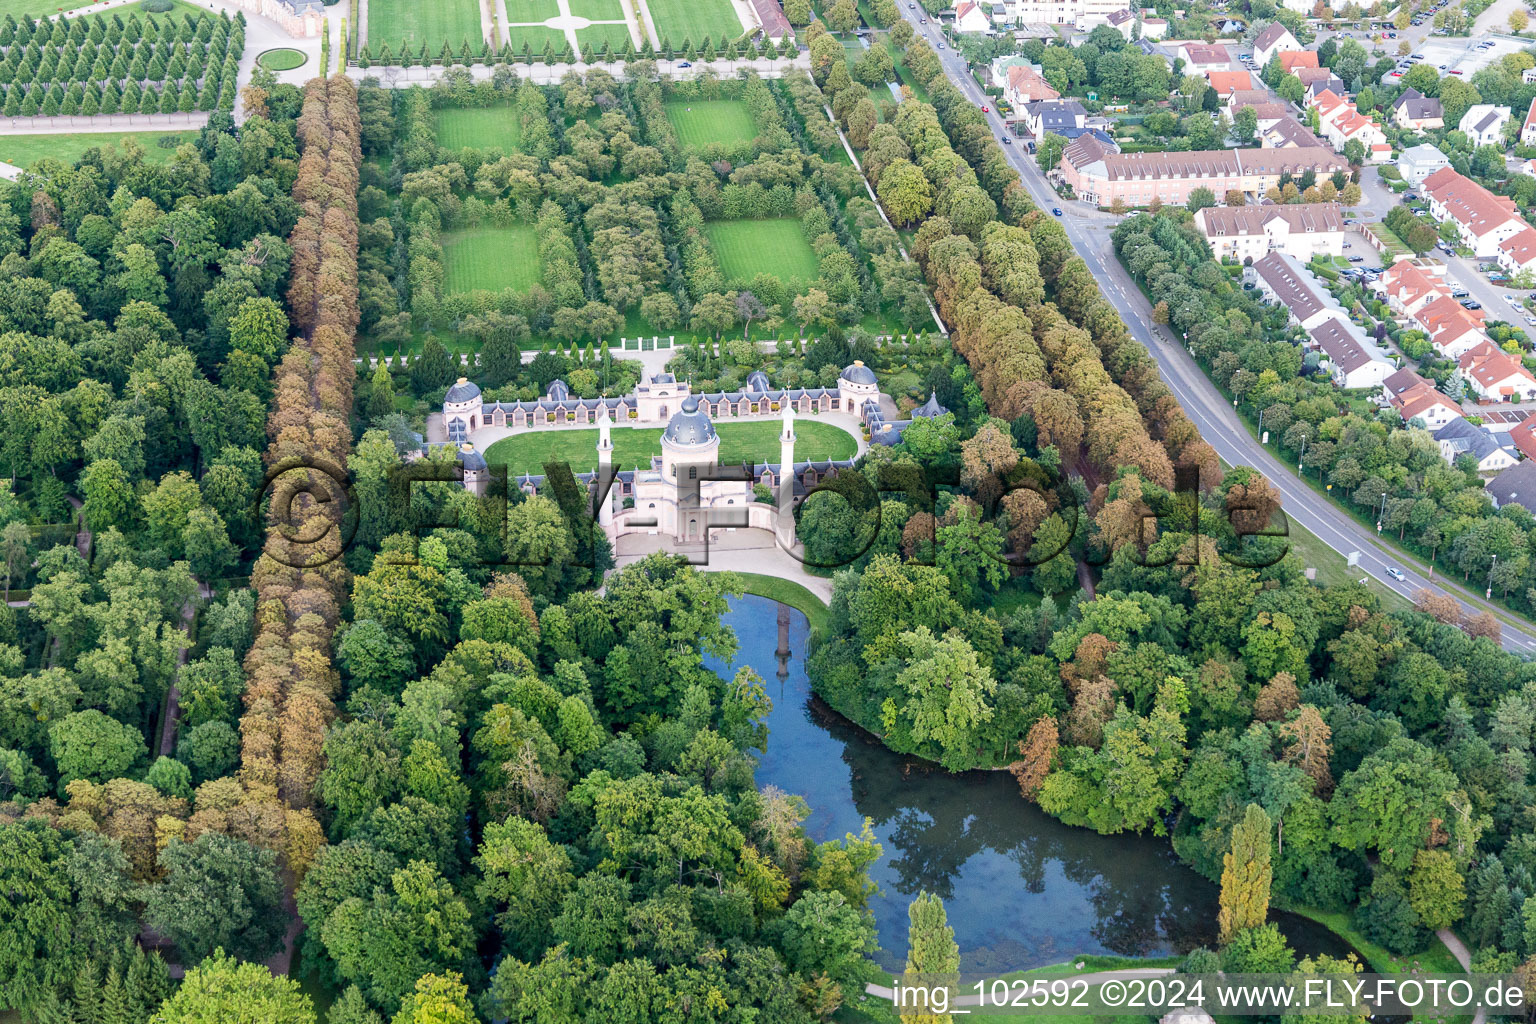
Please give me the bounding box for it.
[678,60,692,67]
[1390,71,1403,77]
[1524,316,1535,327]
[1348,255,1365,262]
[1462,299,1482,309]
[1450,69,1464,74]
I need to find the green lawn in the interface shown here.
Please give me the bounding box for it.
[578,21,633,50]
[664,98,757,148]
[566,0,624,18]
[0,130,197,171]
[443,225,541,294]
[368,0,483,53]
[502,0,562,20]
[257,47,308,71]
[646,0,744,46]
[485,419,858,474]
[434,105,522,151]
[0,0,99,16]
[728,572,830,634]
[504,25,569,55]
[705,218,820,285]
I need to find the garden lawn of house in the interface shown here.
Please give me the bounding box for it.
[0,131,198,170]
[368,0,484,53]
[647,0,746,49]
[705,218,820,285]
[484,419,858,473]
[664,98,757,148]
[443,225,541,294]
[434,105,522,151]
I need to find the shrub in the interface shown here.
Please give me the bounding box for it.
[142,0,174,11]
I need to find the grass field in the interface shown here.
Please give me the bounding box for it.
[0,130,197,170]
[729,573,830,634]
[257,48,308,71]
[503,25,569,54]
[485,419,859,473]
[566,0,624,18]
[503,0,562,20]
[443,226,541,294]
[664,99,757,147]
[0,0,98,17]
[578,22,634,50]
[369,0,483,53]
[646,0,744,47]
[705,219,820,285]
[434,105,522,151]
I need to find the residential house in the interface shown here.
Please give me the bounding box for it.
[1293,66,1336,88]
[1525,67,1536,85]
[1206,69,1254,99]
[1311,88,1391,161]
[1417,296,1488,358]
[1229,98,1293,130]
[954,0,995,32]
[1181,43,1232,73]
[1020,98,1088,140]
[1391,88,1444,131]
[1485,460,1536,514]
[1261,115,1323,148]
[1459,340,1536,402]
[1422,166,1526,258]
[1459,104,1511,147]
[1278,50,1320,75]
[1105,7,1137,36]
[1249,251,1341,329]
[1398,143,1450,186]
[1305,76,1348,103]
[1521,101,1536,147]
[1380,368,1461,429]
[1057,135,1346,204]
[1139,16,1167,37]
[1194,202,1346,260]
[1435,416,1520,472]
[1498,227,1536,279]
[1252,21,1299,67]
[1003,63,1061,105]
[1306,317,1396,389]
[1379,258,1452,318]
[1005,0,1129,28]
[1509,416,1536,459]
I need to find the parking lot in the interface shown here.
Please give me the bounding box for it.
[1382,33,1528,82]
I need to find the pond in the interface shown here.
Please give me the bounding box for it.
[707,596,1356,973]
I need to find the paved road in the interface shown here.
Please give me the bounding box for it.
[899,6,1536,655]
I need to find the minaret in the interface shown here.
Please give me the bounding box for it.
[597,410,614,529]
[777,402,796,542]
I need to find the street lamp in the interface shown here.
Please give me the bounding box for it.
[1487,553,1497,600]
[1297,435,1307,475]
[1376,492,1387,534]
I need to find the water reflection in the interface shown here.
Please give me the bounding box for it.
[708,595,1223,972]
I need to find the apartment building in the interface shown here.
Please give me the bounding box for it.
[1421,166,1527,258]
[1058,136,1346,205]
[1194,202,1346,261]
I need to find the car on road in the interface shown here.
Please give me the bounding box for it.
[1001,135,1012,144]
[1525,316,1536,326]
[981,105,988,112]
[1386,567,1407,581]
[1052,207,1063,216]
[937,41,944,48]
[919,16,926,22]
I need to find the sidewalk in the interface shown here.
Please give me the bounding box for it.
[0,112,208,134]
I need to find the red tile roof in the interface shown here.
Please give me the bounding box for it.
[1279,50,1320,72]
[1423,166,1523,240]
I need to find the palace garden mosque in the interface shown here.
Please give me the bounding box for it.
[434,361,949,545]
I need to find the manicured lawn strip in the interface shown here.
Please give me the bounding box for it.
[664,98,757,147]
[646,0,745,48]
[728,572,829,633]
[502,0,563,19]
[434,105,522,150]
[368,0,483,53]
[484,419,858,474]
[442,225,541,294]
[705,218,820,284]
[577,21,634,49]
[0,0,98,17]
[76,0,212,24]
[0,130,197,170]
[566,0,624,19]
[503,24,569,54]
[257,48,308,71]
